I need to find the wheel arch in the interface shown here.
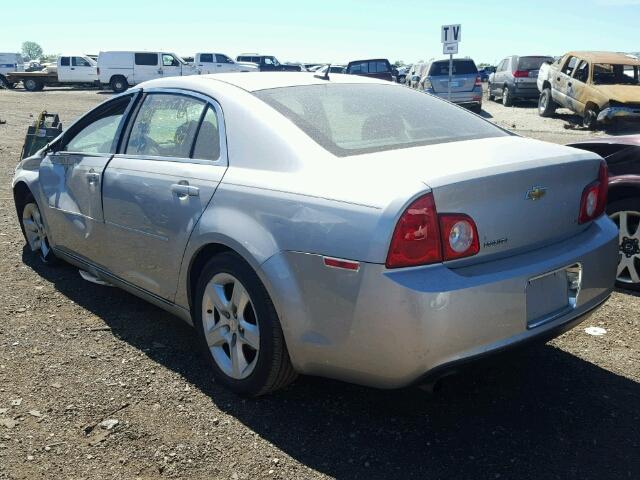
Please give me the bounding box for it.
[13,181,34,238]
[608,182,640,206]
[541,80,551,90]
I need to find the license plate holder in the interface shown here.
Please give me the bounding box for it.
[526,265,581,329]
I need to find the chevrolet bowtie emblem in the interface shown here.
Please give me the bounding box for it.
[526,186,547,201]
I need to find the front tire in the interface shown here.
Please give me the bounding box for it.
[538,88,556,117]
[20,198,57,264]
[194,252,296,396]
[583,106,599,130]
[607,199,640,291]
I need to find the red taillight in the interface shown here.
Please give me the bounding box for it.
[439,214,480,261]
[386,193,441,268]
[578,160,608,224]
[475,76,482,86]
[513,70,529,78]
[386,194,480,268]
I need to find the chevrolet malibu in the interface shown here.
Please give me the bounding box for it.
[13,73,618,396]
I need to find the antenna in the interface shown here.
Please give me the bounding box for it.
[314,64,331,81]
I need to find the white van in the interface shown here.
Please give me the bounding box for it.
[98,51,197,92]
[194,52,258,74]
[0,53,24,87]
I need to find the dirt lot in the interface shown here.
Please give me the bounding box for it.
[1,86,639,480]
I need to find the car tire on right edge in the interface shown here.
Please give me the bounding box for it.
[194,251,297,396]
[607,198,640,291]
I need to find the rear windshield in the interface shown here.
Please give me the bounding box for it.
[517,56,553,71]
[428,60,477,76]
[254,84,508,157]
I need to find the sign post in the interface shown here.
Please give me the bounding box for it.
[441,24,461,101]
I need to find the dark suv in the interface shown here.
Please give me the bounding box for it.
[235,54,301,72]
[346,59,395,81]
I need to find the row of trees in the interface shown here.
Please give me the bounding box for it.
[20,41,57,63]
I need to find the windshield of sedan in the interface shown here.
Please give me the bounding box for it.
[254,84,509,156]
[593,64,639,85]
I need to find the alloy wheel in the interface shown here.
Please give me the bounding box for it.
[610,210,640,285]
[202,273,260,380]
[22,202,51,260]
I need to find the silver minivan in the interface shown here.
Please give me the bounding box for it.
[419,58,483,112]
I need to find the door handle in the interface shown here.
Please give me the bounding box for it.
[171,183,199,198]
[86,171,100,185]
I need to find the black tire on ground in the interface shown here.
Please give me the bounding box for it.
[583,106,599,130]
[110,76,128,93]
[0,75,14,89]
[18,193,58,264]
[487,84,495,101]
[23,78,43,92]
[502,86,513,106]
[538,87,556,117]
[607,198,640,291]
[194,251,297,396]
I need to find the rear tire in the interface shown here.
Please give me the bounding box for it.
[23,78,43,92]
[502,86,513,106]
[110,76,128,93]
[487,84,495,101]
[194,252,297,396]
[538,88,556,117]
[607,198,640,291]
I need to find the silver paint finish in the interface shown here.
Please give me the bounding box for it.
[12,74,620,388]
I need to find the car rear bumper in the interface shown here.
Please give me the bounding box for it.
[512,83,540,99]
[427,88,482,105]
[261,215,618,389]
[597,106,640,122]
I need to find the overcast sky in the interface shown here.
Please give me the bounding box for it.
[2,0,639,65]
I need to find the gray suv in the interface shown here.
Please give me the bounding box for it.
[488,55,553,106]
[419,58,483,112]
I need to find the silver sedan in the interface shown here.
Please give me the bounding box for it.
[13,72,618,395]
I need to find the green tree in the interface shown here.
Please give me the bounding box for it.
[21,41,43,61]
[393,60,405,67]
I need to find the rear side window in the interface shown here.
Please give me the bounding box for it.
[348,61,368,74]
[126,94,205,158]
[429,60,477,76]
[72,57,92,67]
[200,53,214,63]
[60,57,70,67]
[517,56,552,71]
[216,54,232,63]
[135,53,158,66]
[192,107,220,161]
[63,96,132,154]
[254,84,508,157]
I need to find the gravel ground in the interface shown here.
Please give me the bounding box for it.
[1,86,639,480]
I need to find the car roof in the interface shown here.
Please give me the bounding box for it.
[139,72,393,93]
[347,58,390,64]
[566,51,640,65]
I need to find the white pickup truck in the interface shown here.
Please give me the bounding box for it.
[5,55,98,91]
[194,53,258,74]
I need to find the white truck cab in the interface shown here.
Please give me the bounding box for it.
[195,53,258,74]
[98,51,197,92]
[56,55,98,83]
[0,53,24,87]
